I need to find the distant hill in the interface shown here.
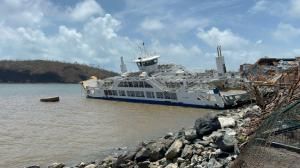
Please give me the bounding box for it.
[0,60,118,83]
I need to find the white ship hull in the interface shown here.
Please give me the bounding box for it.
[82,78,249,109]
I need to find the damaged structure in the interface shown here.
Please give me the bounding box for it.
[240,57,300,81]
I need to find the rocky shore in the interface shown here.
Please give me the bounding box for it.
[26,104,261,168]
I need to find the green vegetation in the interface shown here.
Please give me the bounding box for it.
[0,60,118,83]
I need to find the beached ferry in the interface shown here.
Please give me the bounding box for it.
[81,46,249,109]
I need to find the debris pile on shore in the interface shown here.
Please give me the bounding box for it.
[26,105,261,168]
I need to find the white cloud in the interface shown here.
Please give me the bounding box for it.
[4,0,23,8]
[196,27,249,50]
[273,23,300,41]
[0,0,51,27]
[176,18,209,30]
[69,0,104,21]
[83,14,120,39]
[194,26,265,70]
[152,41,262,71]
[249,0,268,13]
[250,0,300,19]
[255,40,263,45]
[0,14,134,70]
[147,41,208,69]
[140,18,164,31]
[0,1,137,71]
[289,0,300,18]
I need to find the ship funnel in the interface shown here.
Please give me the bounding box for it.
[120,56,127,74]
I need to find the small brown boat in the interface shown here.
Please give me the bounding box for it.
[40,96,60,102]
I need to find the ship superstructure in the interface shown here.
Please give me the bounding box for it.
[81,46,249,109]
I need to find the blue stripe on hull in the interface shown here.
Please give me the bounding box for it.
[86,95,224,109]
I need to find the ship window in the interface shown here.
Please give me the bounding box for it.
[135,91,145,97]
[144,82,153,88]
[104,90,118,96]
[124,81,128,87]
[164,92,171,99]
[103,81,112,87]
[126,91,135,97]
[170,93,177,100]
[118,82,124,87]
[133,81,139,87]
[156,92,164,99]
[112,90,118,96]
[128,82,133,87]
[137,81,143,88]
[142,59,157,66]
[146,92,155,98]
[118,90,126,96]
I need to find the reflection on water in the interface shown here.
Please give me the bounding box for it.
[0,84,216,167]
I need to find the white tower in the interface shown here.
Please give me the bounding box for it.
[120,56,127,74]
[216,45,227,76]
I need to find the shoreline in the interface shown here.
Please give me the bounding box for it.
[26,104,261,168]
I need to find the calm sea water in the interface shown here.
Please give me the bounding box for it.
[0,84,215,168]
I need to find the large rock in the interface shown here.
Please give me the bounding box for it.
[207,158,223,168]
[99,155,118,167]
[48,163,65,168]
[137,161,151,168]
[84,164,96,168]
[112,153,131,168]
[135,147,151,162]
[76,162,86,168]
[165,163,178,168]
[158,158,167,166]
[194,115,221,137]
[184,128,197,141]
[165,132,174,139]
[165,139,184,160]
[216,134,237,153]
[194,139,210,146]
[123,150,137,161]
[149,161,162,168]
[217,117,236,128]
[181,144,193,159]
[134,138,174,163]
[208,131,223,141]
[191,155,201,164]
[146,138,173,161]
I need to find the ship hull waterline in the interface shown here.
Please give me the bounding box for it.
[86,95,250,110]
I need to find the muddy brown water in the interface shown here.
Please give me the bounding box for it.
[0,84,216,167]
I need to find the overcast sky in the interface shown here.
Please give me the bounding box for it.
[1,0,300,72]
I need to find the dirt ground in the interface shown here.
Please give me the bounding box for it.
[232,146,300,168]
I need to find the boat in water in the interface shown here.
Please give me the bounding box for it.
[40,96,60,102]
[81,46,250,109]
